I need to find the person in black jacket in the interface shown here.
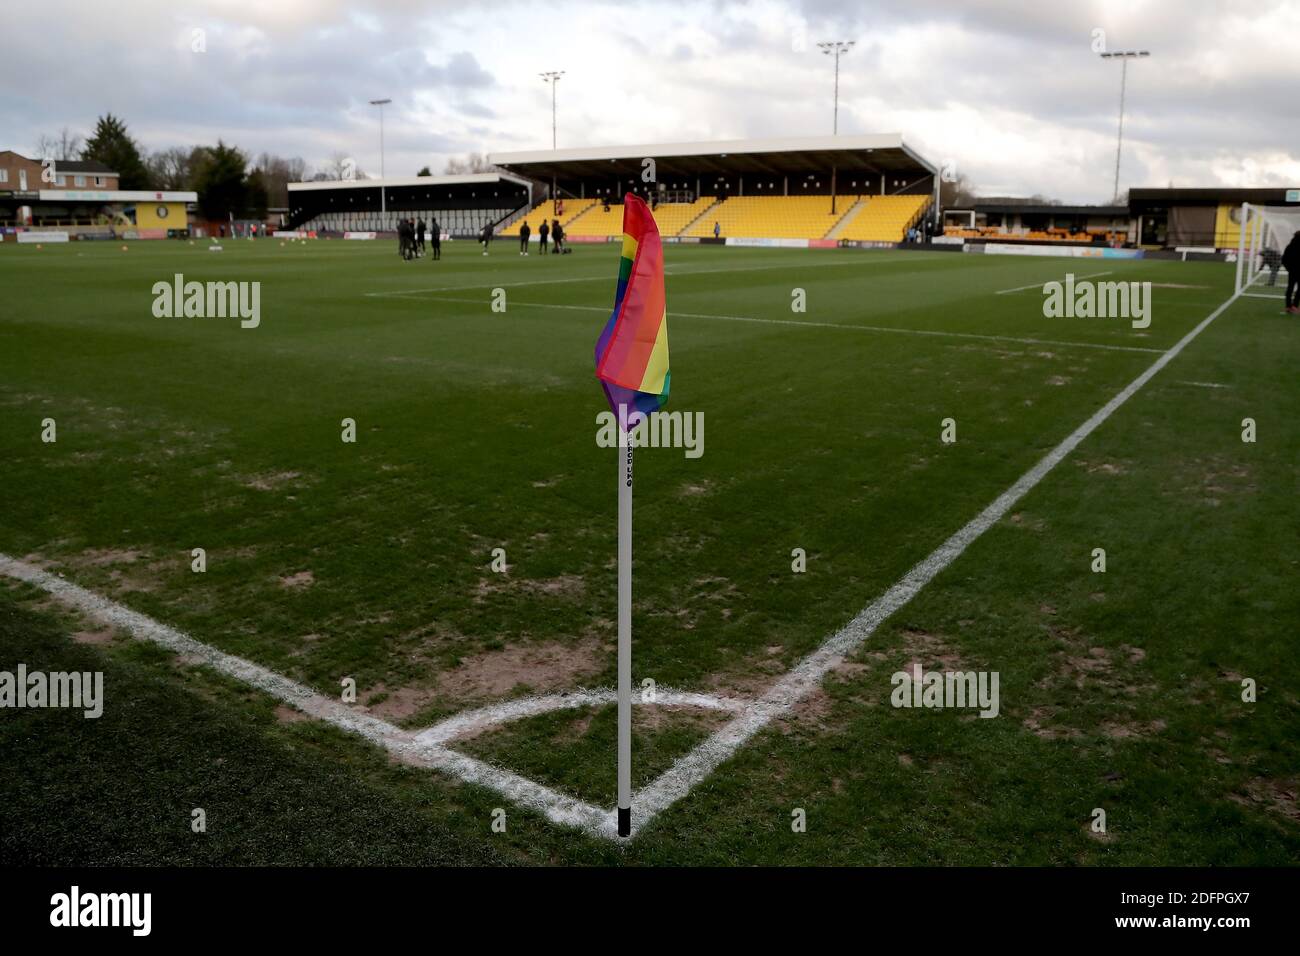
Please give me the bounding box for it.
[1283,230,1300,314]
[519,220,531,256]
[416,218,426,257]
[429,218,441,261]
[551,218,564,255]
[538,220,549,255]
[397,218,411,260]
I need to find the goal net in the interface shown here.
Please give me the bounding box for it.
[1237,202,1300,299]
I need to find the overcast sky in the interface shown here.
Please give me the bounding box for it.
[3,0,1297,202]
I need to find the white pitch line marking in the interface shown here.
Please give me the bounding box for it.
[361,254,955,298]
[0,555,614,838]
[1174,380,1231,389]
[994,270,1113,295]
[415,294,1164,355]
[0,286,1243,843]
[624,285,1244,835]
[415,688,748,747]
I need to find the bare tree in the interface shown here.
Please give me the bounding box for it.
[252,152,310,207]
[321,151,367,180]
[35,127,84,161]
[443,152,496,175]
[146,146,205,190]
[939,171,977,209]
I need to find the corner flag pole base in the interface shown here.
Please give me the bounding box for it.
[618,807,631,837]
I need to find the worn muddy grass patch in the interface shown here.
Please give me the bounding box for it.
[19,546,182,597]
[452,702,728,807]
[1231,777,1300,829]
[1165,454,1258,508]
[433,636,610,704]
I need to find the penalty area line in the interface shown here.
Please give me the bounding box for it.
[994,270,1113,295]
[361,253,957,298]
[417,294,1164,355]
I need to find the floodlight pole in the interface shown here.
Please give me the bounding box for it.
[370,98,392,217]
[540,72,564,149]
[1099,51,1149,203]
[540,72,565,202]
[817,41,855,135]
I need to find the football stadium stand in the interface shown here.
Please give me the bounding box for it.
[683,195,851,239]
[490,135,938,245]
[941,226,1123,243]
[282,137,941,244]
[562,200,624,236]
[939,202,1134,246]
[302,206,517,236]
[646,196,717,236]
[287,172,531,237]
[553,197,718,238]
[835,194,931,242]
[503,193,928,242]
[497,198,596,236]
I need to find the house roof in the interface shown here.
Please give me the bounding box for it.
[56,159,117,175]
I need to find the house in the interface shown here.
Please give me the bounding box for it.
[0,150,119,192]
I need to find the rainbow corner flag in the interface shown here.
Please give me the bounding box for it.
[594,193,669,424]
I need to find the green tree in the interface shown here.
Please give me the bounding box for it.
[416,165,431,177]
[252,153,306,208]
[192,141,250,220]
[245,168,270,219]
[81,114,150,189]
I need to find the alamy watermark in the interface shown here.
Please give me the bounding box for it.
[1,664,103,718]
[1042,274,1151,329]
[50,886,150,936]
[151,274,261,328]
[891,664,1000,718]
[595,408,704,459]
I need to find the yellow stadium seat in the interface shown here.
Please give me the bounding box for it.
[563,197,720,238]
[836,195,930,242]
[504,194,929,242]
[498,198,596,236]
[684,195,852,239]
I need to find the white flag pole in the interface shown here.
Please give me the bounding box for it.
[617,421,633,837]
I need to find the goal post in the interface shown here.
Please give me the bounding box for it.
[1236,201,1300,299]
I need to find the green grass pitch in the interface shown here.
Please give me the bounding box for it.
[0,236,1297,864]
